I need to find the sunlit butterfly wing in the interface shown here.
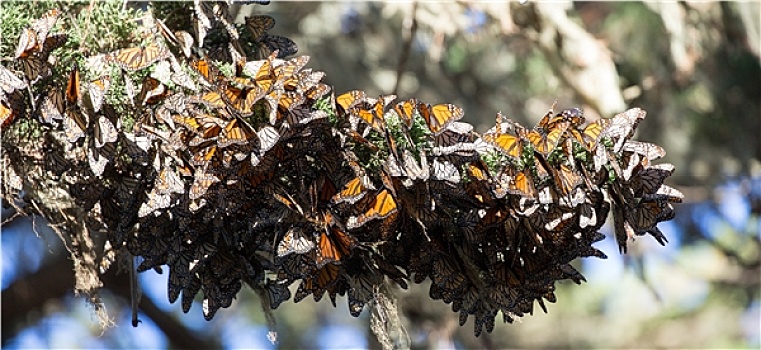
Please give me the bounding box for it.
[525,121,570,156]
[139,77,168,105]
[189,57,222,86]
[332,177,369,205]
[393,98,418,129]
[336,90,366,116]
[432,157,461,183]
[31,9,59,45]
[257,125,280,153]
[482,132,523,160]
[63,108,88,143]
[277,227,315,257]
[87,141,110,176]
[347,189,398,229]
[15,27,38,59]
[189,170,220,200]
[87,75,111,112]
[603,108,647,152]
[94,115,119,148]
[622,140,665,162]
[218,117,258,148]
[65,64,81,106]
[0,99,20,130]
[37,89,64,125]
[187,91,226,109]
[418,102,464,135]
[107,44,169,71]
[315,228,357,267]
[0,65,27,96]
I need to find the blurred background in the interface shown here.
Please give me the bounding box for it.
[2,1,760,348]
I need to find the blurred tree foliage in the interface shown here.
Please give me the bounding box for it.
[2,1,759,349]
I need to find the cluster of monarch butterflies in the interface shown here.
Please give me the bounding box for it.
[1,3,682,337]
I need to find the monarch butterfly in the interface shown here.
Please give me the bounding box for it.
[274,56,310,83]
[347,189,398,229]
[40,34,67,56]
[139,77,168,105]
[293,70,325,92]
[506,168,536,199]
[262,282,291,310]
[580,117,610,151]
[550,163,583,197]
[432,158,461,184]
[603,108,647,152]
[218,117,258,148]
[403,149,429,181]
[20,54,49,82]
[351,95,395,133]
[87,145,109,177]
[206,41,240,64]
[556,107,585,127]
[137,191,172,218]
[418,102,464,135]
[315,227,357,267]
[155,167,185,195]
[651,184,684,203]
[94,115,118,148]
[431,257,467,292]
[87,75,110,112]
[257,34,298,59]
[630,163,675,197]
[65,65,81,106]
[482,132,524,160]
[189,170,220,200]
[15,9,60,58]
[245,15,276,41]
[623,141,665,162]
[628,197,672,235]
[156,19,194,58]
[523,121,570,156]
[106,43,169,71]
[15,28,39,59]
[31,9,59,44]
[189,58,223,86]
[0,66,26,97]
[34,89,64,125]
[63,108,88,143]
[174,113,217,137]
[190,141,220,167]
[277,90,306,112]
[336,90,367,116]
[434,121,473,146]
[305,83,330,101]
[296,263,341,303]
[346,272,381,317]
[187,91,226,109]
[277,226,315,257]
[251,125,278,154]
[332,176,371,204]
[223,84,265,116]
[393,98,418,129]
[542,205,575,233]
[0,99,20,129]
